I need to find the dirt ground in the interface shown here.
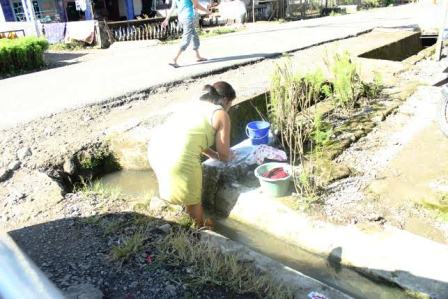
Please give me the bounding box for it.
[319,58,448,243]
[2,30,448,297]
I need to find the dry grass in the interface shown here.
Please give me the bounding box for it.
[76,180,121,201]
[269,60,324,199]
[157,229,294,298]
[111,231,146,263]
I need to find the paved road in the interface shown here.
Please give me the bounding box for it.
[0,2,442,129]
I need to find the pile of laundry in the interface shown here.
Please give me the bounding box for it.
[262,167,289,179]
[42,20,95,44]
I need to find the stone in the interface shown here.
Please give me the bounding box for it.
[165,284,177,296]
[8,161,21,171]
[6,189,26,205]
[43,127,54,137]
[149,196,168,213]
[158,223,171,233]
[17,147,32,160]
[65,283,103,299]
[82,115,93,122]
[63,158,76,175]
[0,168,11,182]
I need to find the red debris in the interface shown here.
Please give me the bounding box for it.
[146,255,153,264]
[262,167,289,179]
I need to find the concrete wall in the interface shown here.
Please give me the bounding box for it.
[0,21,40,36]
[360,31,422,62]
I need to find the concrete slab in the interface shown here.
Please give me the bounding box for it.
[210,187,448,298]
[0,3,442,130]
[200,230,353,299]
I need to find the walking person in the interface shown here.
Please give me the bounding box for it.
[148,82,236,227]
[161,0,210,67]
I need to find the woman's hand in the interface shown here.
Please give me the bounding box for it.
[202,148,235,162]
[202,148,219,160]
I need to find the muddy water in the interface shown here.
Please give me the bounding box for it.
[99,170,409,299]
[99,170,158,199]
[214,218,409,299]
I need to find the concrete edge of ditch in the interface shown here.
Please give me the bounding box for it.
[199,230,353,299]
[212,187,448,298]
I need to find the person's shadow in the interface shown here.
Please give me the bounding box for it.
[181,53,279,67]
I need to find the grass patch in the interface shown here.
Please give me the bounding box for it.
[132,193,153,212]
[157,230,294,298]
[48,40,91,51]
[76,180,121,201]
[199,27,238,38]
[421,193,448,222]
[111,231,146,263]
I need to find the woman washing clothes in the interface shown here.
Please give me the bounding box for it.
[148,82,236,227]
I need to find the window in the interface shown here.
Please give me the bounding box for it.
[12,1,25,21]
[11,0,42,21]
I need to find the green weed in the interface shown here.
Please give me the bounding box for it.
[111,232,146,263]
[76,180,121,201]
[329,51,363,111]
[199,27,238,38]
[157,230,295,298]
[77,147,121,178]
[48,40,90,51]
[177,214,194,228]
[312,113,333,148]
[269,61,330,198]
[133,193,153,212]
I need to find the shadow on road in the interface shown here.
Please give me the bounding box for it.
[44,52,91,68]
[181,53,279,68]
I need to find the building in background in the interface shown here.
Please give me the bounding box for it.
[0,0,171,23]
[0,0,95,23]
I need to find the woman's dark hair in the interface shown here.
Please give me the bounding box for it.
[200,81,236,107]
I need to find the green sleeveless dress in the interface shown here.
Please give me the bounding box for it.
[148,101,222,205]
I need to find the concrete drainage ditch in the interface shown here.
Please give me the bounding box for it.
[96,84,448,298]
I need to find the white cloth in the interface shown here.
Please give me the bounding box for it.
[246,144,287,165]
[218,0,247,23]
[65,20,95,44]
[204,140,287,168]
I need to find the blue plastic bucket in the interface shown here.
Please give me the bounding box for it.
[246,121,270,145]
[249,132,269,145]
[246,121,270,138]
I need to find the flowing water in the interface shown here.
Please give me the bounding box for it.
[99,170,409,299]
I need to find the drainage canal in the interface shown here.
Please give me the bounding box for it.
[93,94,415,298]
[98,169,409,299]
[359,32,437,61]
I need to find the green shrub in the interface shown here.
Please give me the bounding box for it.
[0,37,49,77]
[269,62,330,197]
[330,51,363,111]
